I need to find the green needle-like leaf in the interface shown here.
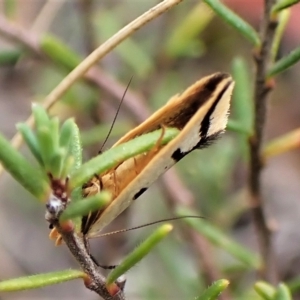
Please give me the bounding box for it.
[227,120,251,135]
[69,128,179,190]
[272,0,300,12]
[0,270,86,291]
[195,279,230,300]
[59,118,76,150]
[67,121,82,176]
[0,132,49,201]
[32,103,50,129]
[274,283,292,300]
[37,126,55,171]
[49,117,60,152]
[254,281,275,300]
[231,57,253,135]
[16,123,43,165]
[106,224,173,285]
[203,0,260,46]
[268,45,300,77]
[49,148,66,178]
[176,206,261,268]
[271,9,291,62]
[60,191,111,221]
[40,34,81,71]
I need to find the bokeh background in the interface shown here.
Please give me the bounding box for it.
[0,0,300,299]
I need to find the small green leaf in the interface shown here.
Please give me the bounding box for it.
[272,0,300,13]
[0,269,86,291]
[254,281,276,300]
[274,283,292,300]
[203,0,260,46]
[231,57,253,135]
[60,155,75,180]
[49,148,66,178]
[106,224,173,285]
[69,128,179,190]
[176,206,261,269]
[0,132,49,201]
[0,49,22,66]
[271,9,291,62]
[195,279,230,300]
[37,126,55,171]
[40,34,81,71]
[49,117,60,152]
[16,123,43,165]
[67,121,82,176]
[60,191,111,221]
[32,103,50,129]
[268,46,300,77]
[59,118,75,150]
[226,120,251,135]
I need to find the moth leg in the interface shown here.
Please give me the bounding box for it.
[48,228,62,245]
[112,170,118,196]
[143,125,166,167]
[83,235,118,270]
[91,173,103,193]
[133,157,138,175]
[81,175,104,234]
[82,174,103,197]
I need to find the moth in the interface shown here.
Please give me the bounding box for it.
[81,72,234,238]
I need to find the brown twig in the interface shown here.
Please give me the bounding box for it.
[249,0,278,282]
[54,221,125,300]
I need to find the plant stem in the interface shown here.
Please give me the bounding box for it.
[249,0,278,282]
[55,222,125,299]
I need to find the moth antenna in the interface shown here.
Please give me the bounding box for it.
[99,76,134,154]
[90,216,204,270]
[91,215,204,238]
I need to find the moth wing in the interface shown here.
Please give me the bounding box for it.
[87,72,234,237]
